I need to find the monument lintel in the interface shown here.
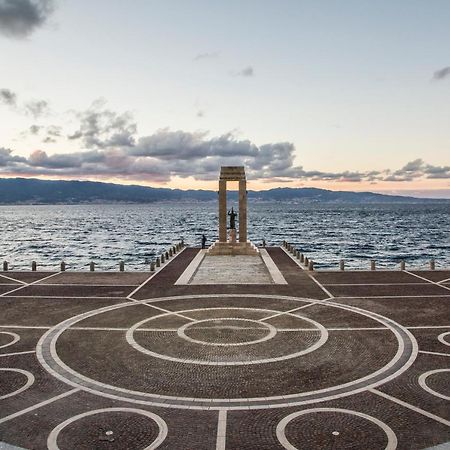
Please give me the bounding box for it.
[219,166,246,181]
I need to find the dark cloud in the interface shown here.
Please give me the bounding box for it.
[433,66,450,81]
[29,124,42,135]
[193,51,219,61]
[0,88,17,106]
[68,100,137,149]
[0,0,55,39]
[0,147,26,166]
[24,99,49,118]
[1,88,51,118]
[233,66,254,77]
[386,159,450,181]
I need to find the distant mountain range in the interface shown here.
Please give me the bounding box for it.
[0,177,447,204]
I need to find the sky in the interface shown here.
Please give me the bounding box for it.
[0,0,449,197]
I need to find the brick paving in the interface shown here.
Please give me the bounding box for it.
[0,247,448,449]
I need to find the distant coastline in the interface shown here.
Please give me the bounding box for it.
[0,177,448,205]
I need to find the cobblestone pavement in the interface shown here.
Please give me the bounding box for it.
[0,247,449,449]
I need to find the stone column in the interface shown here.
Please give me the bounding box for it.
[239,179,247,242]
[219,179,227,242]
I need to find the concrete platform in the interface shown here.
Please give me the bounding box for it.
[0,247,449,449]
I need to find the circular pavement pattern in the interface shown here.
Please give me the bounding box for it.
[36,294,418,410]
[126,307,327,365]
[437,332,450,347]
[0,368,35,400]
[47,407,167,450]
[0,331,20,349]
[418,369,450,401]
[276,408,397,450]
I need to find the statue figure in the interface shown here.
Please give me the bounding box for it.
[228,207,237,229]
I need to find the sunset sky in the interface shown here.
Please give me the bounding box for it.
[0,0,449,197]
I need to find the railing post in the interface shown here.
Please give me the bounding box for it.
[150,261,155,272]
[31,261,37,271]
[156,257,161,267]
[90,262,95,272]
[339,259,345,271]
[3,261,8,271]
[60,261,66,271]
[370,260,376,271]
[400,261,405,271]
[430,259,435,270]
[119,261,125,272]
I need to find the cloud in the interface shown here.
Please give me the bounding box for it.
[0,88,17,106]
[0,0,55,39]
[193,51,219,61]
[232,66,254,77]
[29,124,42,135]
[68,100,137,149]
[387,159,450,181]
[0,88,51,118]
[433,66,450,81]
[24,99,49,117]
[0,147,26,166]
[1,101,448,185]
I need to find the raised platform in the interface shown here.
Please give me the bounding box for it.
[207,240,259,256]
[0,247,449,449]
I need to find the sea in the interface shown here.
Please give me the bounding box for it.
[0,202,449,271]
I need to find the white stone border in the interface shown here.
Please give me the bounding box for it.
[260,249,288,284]
[0,332,20,350]
[174,249,205,285]
[36,293,417,410]
[177,318,277,347]
[126,306,326,365]
[0,368,35,400]
[46,407,167,450]
[418,369,450,401]
[438,332,450,347]
[276,407,397,450]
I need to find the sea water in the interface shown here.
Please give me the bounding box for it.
[0,202,449,270]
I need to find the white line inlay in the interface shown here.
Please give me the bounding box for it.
[0,350,35,357]
[419,350,450,357]
[0,389,80,425]
[370,388,450,427]
[216,409,227,450]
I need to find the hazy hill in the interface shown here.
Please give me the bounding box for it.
[0,177,446,204]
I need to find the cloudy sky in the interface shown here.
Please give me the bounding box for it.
[0,0,449,196]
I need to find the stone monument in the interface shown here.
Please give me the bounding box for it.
[208,166,258,255]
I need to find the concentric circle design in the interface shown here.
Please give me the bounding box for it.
[178,318,277,346]
[36,294,418,410]
[47,407,167,450]
[126,307,327,365]
[276,408,398,450]
[437,332,450,347]
[0,368,35,400]
[0,331,20,349]
[418,369,450,400]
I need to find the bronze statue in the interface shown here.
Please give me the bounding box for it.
[228,207,237,229]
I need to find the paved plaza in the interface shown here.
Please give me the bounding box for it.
[0,247,449,449]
